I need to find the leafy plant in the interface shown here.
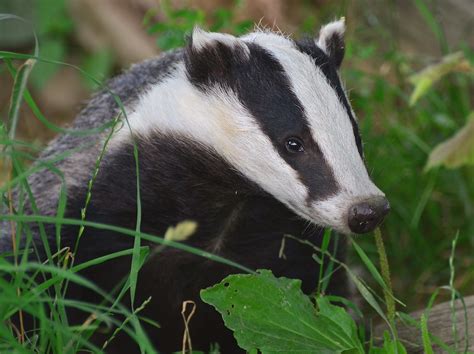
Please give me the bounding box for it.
[407,51,474,171]
[145,0,252,51]
[201,270,406,354]
[29,0,73,89]
[425,113,474,170]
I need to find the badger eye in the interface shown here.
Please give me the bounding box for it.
[285,137,305,153]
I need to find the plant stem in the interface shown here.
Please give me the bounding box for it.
[374,228,396,325]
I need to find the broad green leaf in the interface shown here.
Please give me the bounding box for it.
[409,51,473,106]
[425,112,474,170]
[201,270,364,354]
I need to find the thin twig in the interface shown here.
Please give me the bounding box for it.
[181,300,196,354]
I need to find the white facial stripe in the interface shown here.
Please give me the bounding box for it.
[244,34,384,228]
[113,63,308,210]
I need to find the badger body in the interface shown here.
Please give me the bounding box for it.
[1,21,389,353]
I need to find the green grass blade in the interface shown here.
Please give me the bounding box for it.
[0,214,254,273]
[351,238,405,307]
[421,313,434,354]
[7,59,36,141]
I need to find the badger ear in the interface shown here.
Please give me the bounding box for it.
[185,27,249,88]
[188,27,245,52]
[317,18,346,69]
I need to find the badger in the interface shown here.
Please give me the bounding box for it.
[1,19,389,353]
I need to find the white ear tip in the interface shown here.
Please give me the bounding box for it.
[317,19,346,55]
[190,27,250,57]
[191,27,211,51]
[320,19,346,37]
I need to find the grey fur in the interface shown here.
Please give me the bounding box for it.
[1,50,184,245]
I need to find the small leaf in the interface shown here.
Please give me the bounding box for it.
[425,112,474,170]
[164,220,197,242]
[201,270,364,354]
[409,51,473,106]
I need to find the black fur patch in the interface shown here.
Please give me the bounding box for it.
[323,32,345,68]
[185,40,339,202]
[295,38,363,157]
[58,134,348,352]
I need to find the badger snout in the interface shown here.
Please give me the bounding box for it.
[347,196,390,234]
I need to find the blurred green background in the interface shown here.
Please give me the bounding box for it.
[1,0,473,313]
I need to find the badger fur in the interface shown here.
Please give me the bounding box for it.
[1,20,389,353]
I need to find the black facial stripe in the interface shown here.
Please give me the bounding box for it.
[295,38,363,157]
[185,41,339,202]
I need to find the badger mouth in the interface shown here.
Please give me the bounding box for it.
[291,195,390,235]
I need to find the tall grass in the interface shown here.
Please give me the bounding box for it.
[1,2,472,352]
[0,15,256,352]
[344,16,474,307]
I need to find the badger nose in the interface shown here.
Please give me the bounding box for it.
[348,197,390,234]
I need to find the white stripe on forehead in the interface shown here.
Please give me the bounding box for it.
[112,63,308,208]
[243,34,382,198]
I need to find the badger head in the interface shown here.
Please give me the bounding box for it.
[121,19,389,235]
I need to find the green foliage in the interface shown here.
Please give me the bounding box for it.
[30,38,65,89]
[7,58,36,138]
[369,331,407,354]
[36,0,74,36]
[201,270,411,354]
[146,1,252,51]
[421,313,434,354]
[409,51,473,106]
[81,49,114,90]
[374,229,396,325]
[408,51,474,171]
[201,270,366,354]
[345,23,474,309]
[30,0,73,89]
[425,113,474,170]
[0,30,250,352]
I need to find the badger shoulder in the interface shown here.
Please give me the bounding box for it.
[24,50,185,216]
[42,49,184,162]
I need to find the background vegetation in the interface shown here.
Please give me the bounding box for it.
[0,0,473,352]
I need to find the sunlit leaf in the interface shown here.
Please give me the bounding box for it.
[409,52,473,106]
[164,220,197,242]
[425,112,474,170]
